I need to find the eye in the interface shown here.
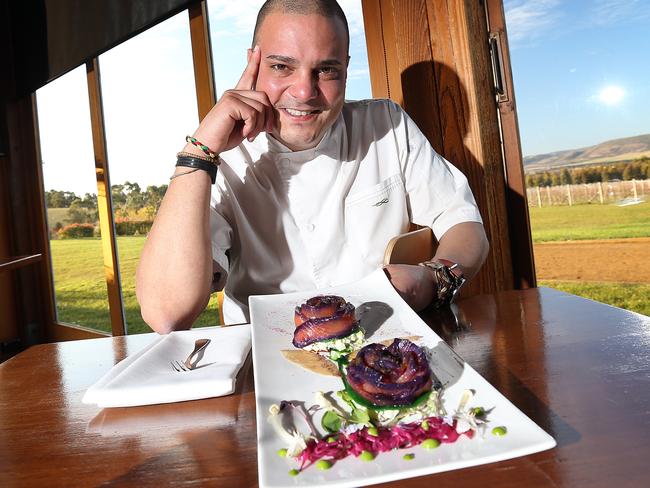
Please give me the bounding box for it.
[318,66,340,79]
[270,64,289,72]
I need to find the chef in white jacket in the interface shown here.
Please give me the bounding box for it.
[136,0,489,331]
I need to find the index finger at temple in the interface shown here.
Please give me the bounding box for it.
[235,45,261,91]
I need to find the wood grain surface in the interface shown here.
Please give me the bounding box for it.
[1,287,649,487]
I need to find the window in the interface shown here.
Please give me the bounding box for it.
[36,66,112,333]
[100,12,220,334]
[505,0,650,315]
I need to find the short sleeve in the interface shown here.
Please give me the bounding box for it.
[394,105,483,239]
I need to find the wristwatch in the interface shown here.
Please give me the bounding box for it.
[418,258,466,308]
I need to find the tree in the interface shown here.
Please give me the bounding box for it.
[45,190,78,208]
[67,199,95,224]
[560,168,572,185]
[143,184,167,219]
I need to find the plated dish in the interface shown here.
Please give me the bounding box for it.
[249,269,556,488]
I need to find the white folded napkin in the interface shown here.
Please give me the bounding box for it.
[82,325,251,408]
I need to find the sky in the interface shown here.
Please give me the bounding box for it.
[35,0,650,195]
[504,0,650,156]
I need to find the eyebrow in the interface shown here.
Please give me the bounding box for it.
[265,54,344,67]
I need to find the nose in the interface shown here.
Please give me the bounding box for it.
[288,69,318,101]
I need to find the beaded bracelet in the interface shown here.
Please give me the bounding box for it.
[185,136,217,160]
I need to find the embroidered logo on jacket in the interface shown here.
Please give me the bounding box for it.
[373,198,389,207]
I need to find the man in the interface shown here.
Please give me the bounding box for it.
[136,0,488,333]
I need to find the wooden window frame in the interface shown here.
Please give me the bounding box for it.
[20,1,216,340]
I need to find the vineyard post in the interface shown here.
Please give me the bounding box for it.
[536,186,542,207]
[546,186,552,206]
[632,179,637,200]
[566,184,572,206]
[598,181,604,204]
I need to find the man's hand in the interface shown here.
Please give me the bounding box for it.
[383,264,435,312]
[187,46,276,155]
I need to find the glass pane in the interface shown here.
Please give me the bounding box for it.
[207,0,372,99]
[36,66,112,333]
[99,12,219,334]
[505,1,650,316]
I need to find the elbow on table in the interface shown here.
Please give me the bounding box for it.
[138,296,205,335]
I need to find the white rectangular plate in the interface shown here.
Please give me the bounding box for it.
[249,269,556,488]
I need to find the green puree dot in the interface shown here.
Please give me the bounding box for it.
[277,448,288,457]
[316,460,332,470]
[492,426,508,437]
[360,451,375,461]
[288,469,299,477]
[367,427,379,436]
[422,439,441,449]
[403,453,415,461]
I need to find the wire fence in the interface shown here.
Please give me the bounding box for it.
[526,179,650,207]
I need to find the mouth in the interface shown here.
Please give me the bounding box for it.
[280,107,322,120]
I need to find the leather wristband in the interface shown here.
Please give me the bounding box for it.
[418,258,466,308]
[175,156,218,184]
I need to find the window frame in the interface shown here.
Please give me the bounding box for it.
[35,2,216,339]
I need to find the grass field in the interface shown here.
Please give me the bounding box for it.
[50,236,219,334]
[529,200,650,317]
[529,200,650,242]
[538,280,650,316]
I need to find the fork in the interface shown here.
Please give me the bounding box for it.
[171,338,211,372]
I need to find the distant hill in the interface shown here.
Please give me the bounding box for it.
[523,133,650,173]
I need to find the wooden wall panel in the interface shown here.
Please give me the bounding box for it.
[362,0,518,294]
[5,96,53,344]
[0,155,19,344]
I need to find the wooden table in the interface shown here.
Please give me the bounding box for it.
[1,287,649,487]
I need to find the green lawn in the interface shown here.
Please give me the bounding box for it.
[529,200,650,242]
[50,237,220,334]
[539,280,650,317]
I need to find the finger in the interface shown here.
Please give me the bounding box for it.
[265,105,276,133]
[229,90,275,135]
[235,45,261,91]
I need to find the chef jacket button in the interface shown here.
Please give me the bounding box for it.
[307,223,315,232]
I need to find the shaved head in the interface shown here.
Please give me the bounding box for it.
[252,0,349,52]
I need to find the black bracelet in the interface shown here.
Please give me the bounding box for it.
[175,156,218,184]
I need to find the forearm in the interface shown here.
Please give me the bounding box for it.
[433,222,489,280]
[136,169,214,333]
[384,222,488,311]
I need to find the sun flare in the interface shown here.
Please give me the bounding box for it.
[598,86,625,105]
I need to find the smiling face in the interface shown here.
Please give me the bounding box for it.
[254,12,349,151]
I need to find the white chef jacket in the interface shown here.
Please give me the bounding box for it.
[210,99,482,324]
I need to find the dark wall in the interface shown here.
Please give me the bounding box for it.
[7,0,196,98]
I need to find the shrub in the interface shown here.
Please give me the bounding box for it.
[114,219,153,236]
[58,223,95,239]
